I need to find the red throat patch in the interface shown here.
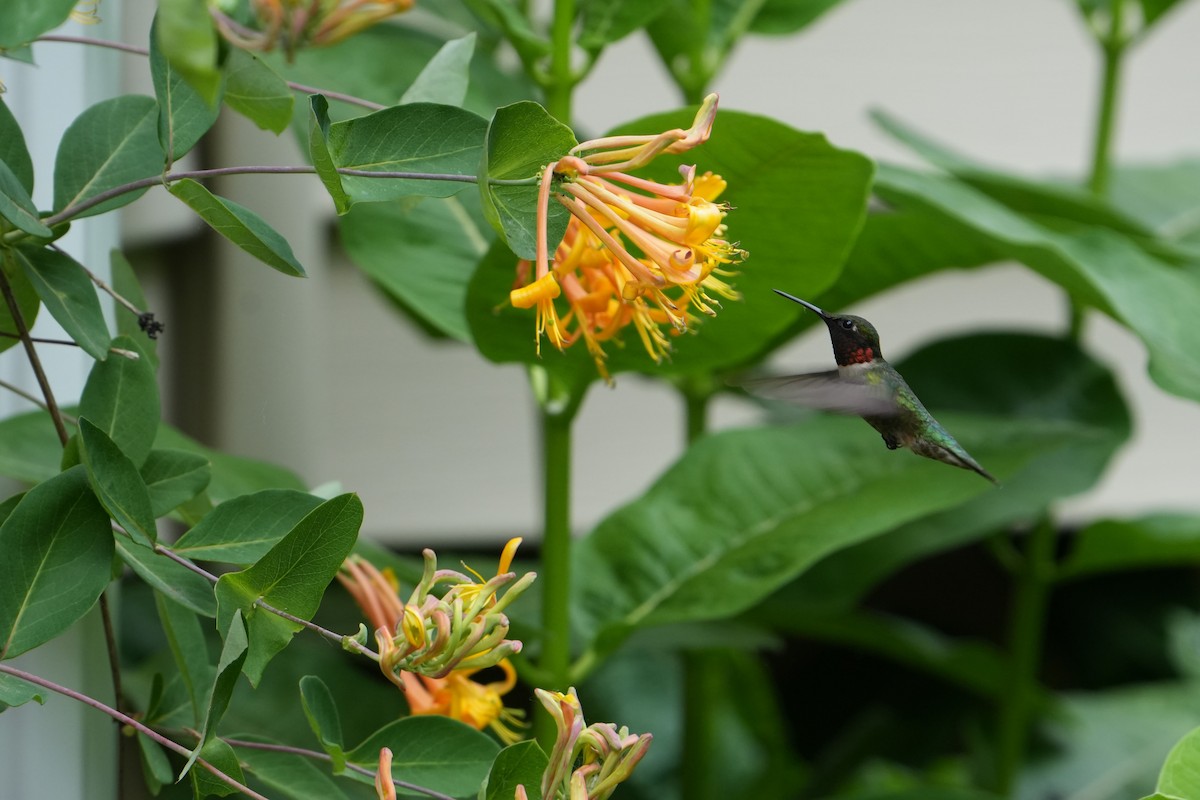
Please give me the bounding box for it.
[853,347,874,363]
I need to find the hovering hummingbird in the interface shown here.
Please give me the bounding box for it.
[747,289,997,484]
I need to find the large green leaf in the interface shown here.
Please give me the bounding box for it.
[778,332,1130,612]
[222,48,293,134]
[0,0,76,49]
[155,0,220,104]
[323,103,488,205]
[173,489,324,564]
[468,108,874,379]
[0,99,33,193]
[1111,158,1200,237]
[52,95,162,219]
[168,178,306,277]
[346,716,500,797]
[1141,726,1200,800]
[399,33,476,106]
[0,249,42,356]
[215,494,362,685]
[482,740,548,800]
[875,164,1200,403]
[578,0,673,48]
[1060,515,1200,581]
[572,414,1106,659]
[0,159,50,237]
[79,334,160,465]
[0,466,113,659]
[477,100,575,260]
[150,17,220,161]
[15,246,111,361]
[78,417,158,547]
[339,192,490,341]
[140,448,211,517]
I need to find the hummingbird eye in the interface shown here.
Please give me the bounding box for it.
[840,319,855,330]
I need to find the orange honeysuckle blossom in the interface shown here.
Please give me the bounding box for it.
[375,747,396,800]
[338,540,533,744]
[214,0,415,56]
[510,93,745,381]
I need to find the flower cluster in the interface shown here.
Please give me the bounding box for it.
[510,93,744,381]
[513,688,652,800]
[338,539,534,743]
[212,0,414,57]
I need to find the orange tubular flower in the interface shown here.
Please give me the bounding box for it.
[510,94,745,381]
[213,0,415,56]
[338,540,533,744]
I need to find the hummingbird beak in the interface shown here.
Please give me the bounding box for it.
[773,289,830,319]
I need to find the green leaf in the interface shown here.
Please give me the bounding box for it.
[578,0,673,48]
[117,538,216,616]
[136,734,174,794]
[174,489,325,564]
[0,159,50,237]
[308,95,352,214]
[0,671,45,709]
[1061,515,1200,581]
[0,249,41,356]
[0,98,34,192]
[876,164,1200,403]
[79,334,160,465]
[168,178,306,277]
[222,48,293,134]
[152,424,307,504]
[233,737,353,799]
[482,740,548,800]
[572,415,1107,658]
[478,101,575,260]
[77,417,158,546]
[215,494,362,685]
[299,675,345,770]
[110,249,159,363]
[324,103,488,205]
[52,95,162,218]
[189,736,245,798]
[0,408,63,483]
[749,0,847,33]
[141,448,211,517]
[346,716,500,797]
[155,0,220,104]
[340,192,489,341]
[15,246,111,361]
[1110,158,1200,236]
[150,16,220,161]
[0,466,113,659]
[400,33,475,106]
[182,610,247,778]
[469,108,874,377]
[1144,726,1200,800]
[0,0,76,50]
[156,591,215,724]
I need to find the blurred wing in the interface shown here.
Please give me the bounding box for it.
[735,371,900,417]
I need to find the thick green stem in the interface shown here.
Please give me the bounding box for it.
[544,0,576,123]
[1087,0,1127,199]
[994,519,1057,796]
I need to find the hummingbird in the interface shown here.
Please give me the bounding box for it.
[746,289,997,483]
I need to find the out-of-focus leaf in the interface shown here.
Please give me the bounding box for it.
[0,466,112,659]
[0,160,50,237]
[749,0,847,33]
[400,33,475,106]
[214,494,362,685]
[477,100,575,260]
[155,0,220,104]
[15,246,111,361]
[222,48,293,134]
[578,0,673,48]
[79,334,159,466]
[0,249,42,356]
[0,99,33,193]
[168,178,306,277]
[52,95,162,218]
[0,0,76,49]
[1110,158,1200,238]
[1060,515,1200,580]
[150,17,220,161]
[340,192,489,341]
[0,671,45,709]
[1140,725,1200,800]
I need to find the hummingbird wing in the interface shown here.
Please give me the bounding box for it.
[735,371,901,417]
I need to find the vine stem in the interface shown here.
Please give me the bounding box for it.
[544,0,576,123]
[1087,0,1127,198]
[220,737,456,800]
[0,664,270,800]
[0,265,70,445]
[993,519,1056,795]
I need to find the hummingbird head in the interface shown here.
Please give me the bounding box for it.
[774,289,884,366]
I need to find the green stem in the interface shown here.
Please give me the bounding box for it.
[533,380,581,749]
[994,519,1057,796]
[544,0,576,123]
[1087,0,1127,199]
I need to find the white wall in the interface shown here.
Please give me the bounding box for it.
[203,0,1200,543]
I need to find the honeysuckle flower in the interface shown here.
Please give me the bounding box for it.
[536,687,652,800]
[212,0,414,57]
[338,540,534,742]
[375,747,396,800]
[69,0,101,24]
[510,94,745,381]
